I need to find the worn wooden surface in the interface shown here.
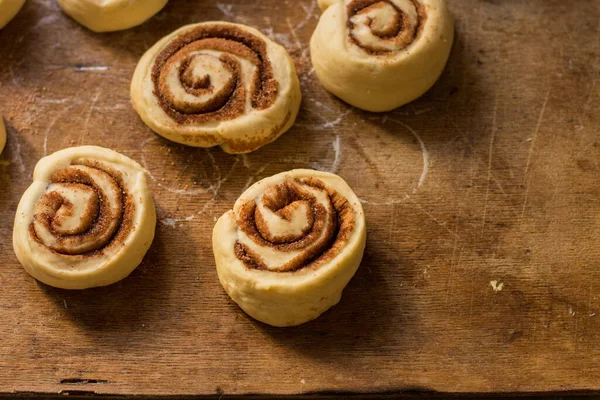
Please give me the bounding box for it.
[1,0,600,397]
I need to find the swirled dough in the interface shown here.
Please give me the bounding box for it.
[213,169,367,327]
[13,146,156,289]
[310,0,454,112]
[131,22,301,154]
[0,0,25,29]
[0,117,6,154]
[57,0,167,32]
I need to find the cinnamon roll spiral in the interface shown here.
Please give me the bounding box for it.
[57,0,168,32]
[0,0,25,30]
[213,169,366,327]
[310,0,454,111]
[131,22,301,154]
[13,146,156,289]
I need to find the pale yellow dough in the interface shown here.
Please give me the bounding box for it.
[0,117,6,154]
[13,146,156,289]
[213,169,367,327]
[310,0,454,112]
[57,0,167,32]
[0,0,25,29]
[131,22,301,154]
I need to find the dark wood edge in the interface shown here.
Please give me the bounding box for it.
[2,389,600,399]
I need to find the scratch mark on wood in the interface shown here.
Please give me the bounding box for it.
[562,21,574,42]
[520,174,534,220]
[389,118,429,193]
[408,199,459,240]
[477,160,507,196]
[587,282,594,352]
[387,204,396,244]
[140,138,213,196]
[520,87,551,219]
[523,87,551,179]
[584,79,597,111]
[574,281,583,347]
[481,96,498,232]
[468,281,476,325]
[39,98,70,104]
[43,106,73,156]
[81,91,101,144]
[205,148,221,177]
[446,221,461,305]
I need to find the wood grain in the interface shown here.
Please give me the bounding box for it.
[1,0,600,397]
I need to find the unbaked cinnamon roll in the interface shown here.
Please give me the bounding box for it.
[57,0,167,32]
[0,0,25,29]
[311,0,454,112]
[213,169,367,327]
[131,22,301,154]
[13,146,156,289]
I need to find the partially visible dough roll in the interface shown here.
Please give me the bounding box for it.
[131,22,301,154]
[13,146,156,289]
[0,0,25,29]
[0,117,6,154]
[310,0,454,112]
[213,169,367,327]
[57,0,167,32]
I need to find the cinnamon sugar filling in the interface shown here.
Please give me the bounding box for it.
[152,25,279,124]
[346,0,427,55]
[234,178,356,272]
[29,159,134,257]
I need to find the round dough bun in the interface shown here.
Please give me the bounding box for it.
[13,146,156,289]
[131,21,301,154]
[0,0,25,29]
[213,169,367,327]
[57,0,167,32]
[310,0,454,112]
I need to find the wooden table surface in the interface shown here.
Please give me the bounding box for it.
[1,0,600,397]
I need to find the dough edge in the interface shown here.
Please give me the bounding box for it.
[0,0,25,30]
[57,0,168,32]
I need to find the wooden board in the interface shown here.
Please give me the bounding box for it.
[1,0,600,397]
